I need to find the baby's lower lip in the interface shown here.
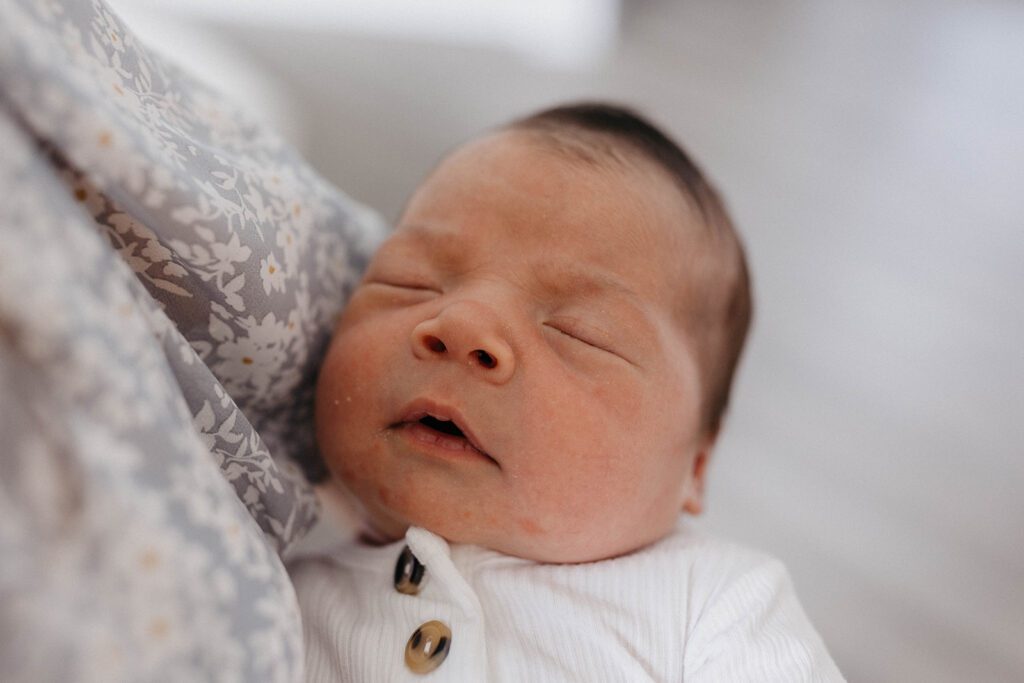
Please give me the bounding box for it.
[395,421,496,464]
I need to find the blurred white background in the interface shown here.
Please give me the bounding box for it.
[110,0,1024,680]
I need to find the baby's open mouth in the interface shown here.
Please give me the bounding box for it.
[393,400,497,466]
[418,415,466,438]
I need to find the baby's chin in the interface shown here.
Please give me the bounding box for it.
[359,502,663,564]
[331,473,677,563]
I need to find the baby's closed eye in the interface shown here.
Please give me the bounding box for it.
[366,278,438,292]
[543,317,627,361]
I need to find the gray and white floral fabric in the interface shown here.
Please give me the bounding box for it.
[0,0,386,680]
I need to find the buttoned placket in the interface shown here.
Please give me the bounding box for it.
[391,528,489,680]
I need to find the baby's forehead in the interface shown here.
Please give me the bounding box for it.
[401,132,722,310]
[421,130,701,231]
[458,128,682,193]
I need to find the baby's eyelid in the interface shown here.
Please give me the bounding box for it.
[377,281,437,291]
[363,273,440,292]
[544,320,619,356]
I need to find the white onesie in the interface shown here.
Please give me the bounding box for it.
[289,519,844,681]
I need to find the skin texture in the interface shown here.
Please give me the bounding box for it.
[316,131,715,563]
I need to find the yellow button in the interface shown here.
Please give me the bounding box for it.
[405,620,451,674]
[394,545,426,595]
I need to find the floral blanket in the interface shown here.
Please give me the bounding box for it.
[0,0,385,680]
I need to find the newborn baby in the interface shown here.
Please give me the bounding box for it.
[290,103,844,681]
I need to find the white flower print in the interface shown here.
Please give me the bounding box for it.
[91,2,127,55]
[213,312,290,395]
[260,253,286,295]
[210,232,252,272]
[1,0,384,678]
[63,106,150,194]
[275,224,300,275]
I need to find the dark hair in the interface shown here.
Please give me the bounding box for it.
[509,103,753,436]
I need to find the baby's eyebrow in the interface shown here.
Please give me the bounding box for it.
[388,224,463,265]
[533,260,656,329]
[393,223,460,245]
[534,259,640,303]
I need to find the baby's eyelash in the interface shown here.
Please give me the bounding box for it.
[367,279,437,292]
[544,319,640,368]
[544,322,615,355]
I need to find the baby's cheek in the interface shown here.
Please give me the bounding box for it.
[517,404,652,553]
[517,454,622,529]
[590,371,646,424]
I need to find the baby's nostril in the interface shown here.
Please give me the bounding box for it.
[474,349,497,369]
[425,336,446,353]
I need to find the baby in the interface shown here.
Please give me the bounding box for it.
[289,103,844,681]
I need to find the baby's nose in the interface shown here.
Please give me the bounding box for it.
[411,301,516,384]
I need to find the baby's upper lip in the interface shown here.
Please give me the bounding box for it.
[396,397,494,460]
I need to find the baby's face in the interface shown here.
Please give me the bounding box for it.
[316,131,712,562]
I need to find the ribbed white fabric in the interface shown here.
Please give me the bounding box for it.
[289,520,844,682]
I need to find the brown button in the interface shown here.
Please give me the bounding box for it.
[404,620,451,674]
[394,545,426,595]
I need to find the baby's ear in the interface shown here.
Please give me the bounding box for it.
[681,433,715,515]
